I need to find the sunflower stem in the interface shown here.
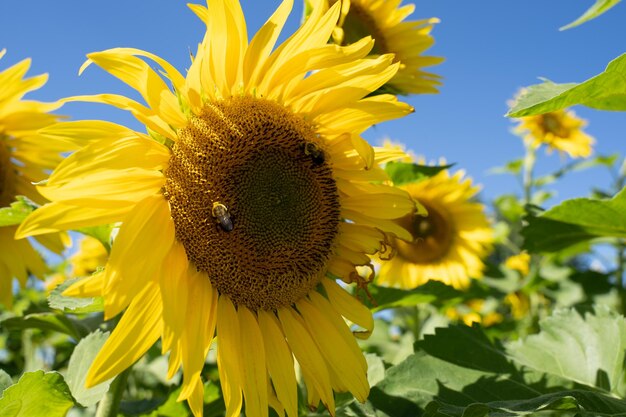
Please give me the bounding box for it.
[95,367,131,417]
[522,143,536,206]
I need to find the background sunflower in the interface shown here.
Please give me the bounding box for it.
[0,50,66,308]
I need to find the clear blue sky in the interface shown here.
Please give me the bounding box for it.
[1,1,624,205]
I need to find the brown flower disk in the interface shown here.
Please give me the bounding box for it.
[164,97,340,311]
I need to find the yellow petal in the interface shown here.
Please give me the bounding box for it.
[243,0,293,88]
[216,296,243,417]
[297,297,369,401]
[86,282,162,386]
[103,195,175,319]
[277,307,335,411]
[16,202,131,238]
[81,50,186,128]
[322,278,373,336]
[257,311,298,417]
[62,271,106,298]
[238,307,268,417]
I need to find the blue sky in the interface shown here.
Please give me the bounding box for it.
[1,1,624,205]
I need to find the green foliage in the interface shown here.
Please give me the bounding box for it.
[507,53,626,117]
[75,224,115,253]
[385,161,453,185]
[507,306,626,395]
[0,196,36,227]
[0,371,75,417]
[425,390,626,417]
[523,186,626,252]
[1,312,94,340]
[560,0,622,30]
[0,369,12,393]
[65,330,113,407]
[364,281,465,312]
[48,278,104,314]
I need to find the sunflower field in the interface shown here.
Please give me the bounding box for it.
[0,1,625,416]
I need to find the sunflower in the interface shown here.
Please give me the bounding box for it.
[307,0,443,95]
[17,1,414,416]
[377,164,493,289]
[45,235,109,292]
[513,109,594,158]
[0,50,67,308]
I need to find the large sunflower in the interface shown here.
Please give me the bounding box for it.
[307,0,443,94]
[17,1,414,416]
[377,165,493,289]
[0,50,66,308]
[513,109,594,158]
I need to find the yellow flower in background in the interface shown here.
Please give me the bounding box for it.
[69,235,108,278]
[307,0,443,95]
[445,299,503,327]
[0,50,66,309]
[513,109,594,158]
[17,1,414,416]
[45,235,109,292]
[504,252,530,276]
[378,165,493,289]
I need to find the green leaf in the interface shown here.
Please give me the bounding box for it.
[507,53,626,117]
[522,186,626,252]
[487,159,523,176]
[0,197,37,227]
[385,161,453,186]
[425,390,626,417]
[0,371,75,417]
[417,324,517,374]
[48,278,104,314]
[65,330,113,407]
[0,369,12,393]
[1,313,91,340]
[137,387,188,417]
[75,224,114,253]
[560,0,622,30]
[365,281,465,312]
[506,306,626,395]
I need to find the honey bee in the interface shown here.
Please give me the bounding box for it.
[303,142,325,165]
[212,202,234,232]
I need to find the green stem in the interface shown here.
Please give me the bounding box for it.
[95,367,131,417]
[522,143,537,206]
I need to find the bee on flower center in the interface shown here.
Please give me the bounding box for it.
[303,142,325,166]
[212,202,234,232]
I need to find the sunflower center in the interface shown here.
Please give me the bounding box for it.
[395,201,454,264]
[0,139,16,208]
[337,1,388,54]
[541,113,568,137]
[163,97,340,311]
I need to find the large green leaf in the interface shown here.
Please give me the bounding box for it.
[560,0,622,30]
[0,371,75,417]
[65,330,112,407]
[507,53,626,117]
[1,313,92,340]
[506,306,626,395]
[425,390,626,417]
[385,162,453,186]
[0,197,36,227]
[417,324,517,374]
[522,186,626,252]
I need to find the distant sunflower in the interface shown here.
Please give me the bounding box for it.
[17,1,414,416]
[307,0,443,94]
[514,109,594,158]
[0,50,66,308]
[378,165,493,289]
